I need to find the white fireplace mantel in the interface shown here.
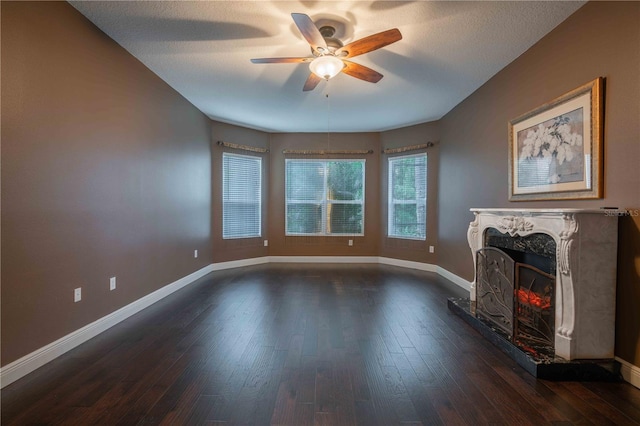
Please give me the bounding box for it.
[467,208,619,360]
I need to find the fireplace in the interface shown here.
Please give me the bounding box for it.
[449,209,620,379]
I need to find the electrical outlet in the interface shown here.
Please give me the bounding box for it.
[429,246,435,253]
[74,287,82,302]
[348,240,353,246]
[264,240,268,247]
[110,277,116,291]
[194,249,198,258]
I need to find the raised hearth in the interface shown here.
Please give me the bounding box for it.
[448,298,620,380]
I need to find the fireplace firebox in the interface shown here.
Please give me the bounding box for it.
[476,229,557,357]
[514,262,555,354]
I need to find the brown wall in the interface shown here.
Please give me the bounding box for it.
[437,2,640,364]
[1,2,213,365]
[268,133,381,257]
[379,122,440,264]
[211,121,270,263]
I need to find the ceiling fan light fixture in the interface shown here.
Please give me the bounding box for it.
[309,55,344,80]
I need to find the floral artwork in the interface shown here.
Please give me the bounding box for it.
[508,78,603,201]
[517,108,584,187]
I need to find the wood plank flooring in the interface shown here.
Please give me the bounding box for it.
[2,264,640,425]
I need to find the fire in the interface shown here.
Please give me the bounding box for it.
[516,288,551,310]
[518,342,539,356]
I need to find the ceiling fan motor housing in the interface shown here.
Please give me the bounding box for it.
[315,25,344,55]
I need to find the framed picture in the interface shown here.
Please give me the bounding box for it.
[508,77,603,201]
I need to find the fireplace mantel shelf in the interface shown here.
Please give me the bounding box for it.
[470,208,621,214]
[467,208,619,361]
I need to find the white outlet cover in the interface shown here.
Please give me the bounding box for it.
[194,249,198,258]
[348,240,353,246]
[74,288,81,302]
[110,277,116,291]
[429,246,435,253]
[264,240,268,247]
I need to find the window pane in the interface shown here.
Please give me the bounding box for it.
[223,153,261,239]
[286,203,323,234]
[328,203,363,234]
[286,161,324,201]
[327,161,364,201]
[223,202,260,237]
[392,157,425,200]
[391,204,426,239]
[388,154,427,240]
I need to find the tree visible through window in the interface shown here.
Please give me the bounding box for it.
[222,153,261,239]
[388,153,427,239]
[286,159,365,236]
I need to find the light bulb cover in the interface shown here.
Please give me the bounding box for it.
[309,55,345,80]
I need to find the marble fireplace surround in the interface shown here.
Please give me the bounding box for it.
[467,208,618,361]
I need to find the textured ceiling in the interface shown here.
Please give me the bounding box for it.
[70,1,585,133]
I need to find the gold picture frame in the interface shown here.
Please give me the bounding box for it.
[508,77,603,201]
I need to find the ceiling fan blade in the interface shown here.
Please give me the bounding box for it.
[251,57,312,64]
[341,60,383,83]
[335,28,402,58]
[291,13,328,53]
[303,73,323,92]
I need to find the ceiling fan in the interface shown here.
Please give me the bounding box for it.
[251,13,402,91]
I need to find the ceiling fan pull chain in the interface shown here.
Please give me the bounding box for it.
[326,88,331,151]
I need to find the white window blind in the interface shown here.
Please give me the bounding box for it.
[222,153,261,239]
[388,153,427,240]
[285,159,365,236]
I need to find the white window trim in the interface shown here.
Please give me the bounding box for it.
[222,152,262,240]
[387,152,427,241]
[285,158,366,237]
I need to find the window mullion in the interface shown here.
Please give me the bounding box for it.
[323,162,328,235]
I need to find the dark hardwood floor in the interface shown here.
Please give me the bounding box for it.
[2,264,640,425]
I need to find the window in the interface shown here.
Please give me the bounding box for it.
[388,153,427,240]
[222,153,261,239]
[286,159,365,236]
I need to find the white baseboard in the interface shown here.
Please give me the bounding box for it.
[376,258,472,293]
[32,256,640,390]
[204,257,471,292]
[269,255,379,264]
[436,266,472,292]
[616,357,640,389]
[211,256,269,270]
[265,256,472,293]
[0,264,215,389]
[378,257,437,272]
